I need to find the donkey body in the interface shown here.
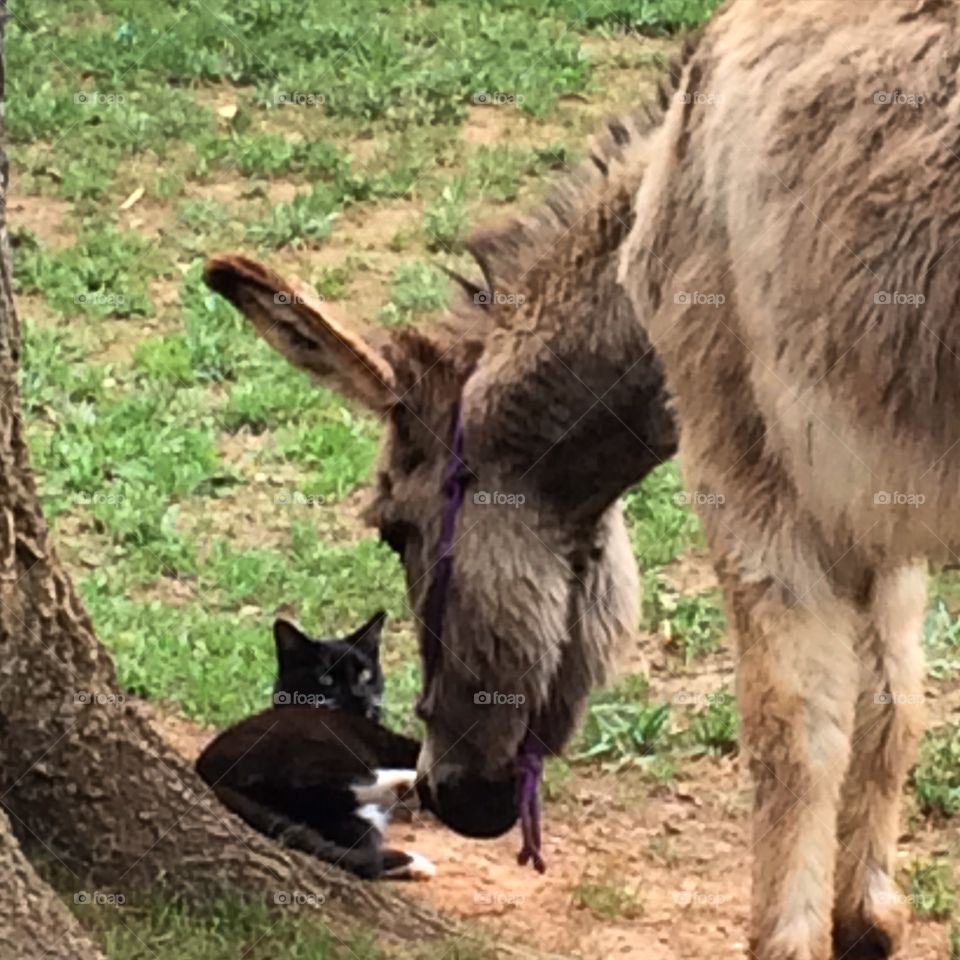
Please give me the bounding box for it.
[618,2,960,956]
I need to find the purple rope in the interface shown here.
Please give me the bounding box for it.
[421,408,546,873]
[418,410,467,710]
[517,731,546,873]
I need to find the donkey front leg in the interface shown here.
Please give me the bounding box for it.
[832,564,927,960]
[730,577,860,960]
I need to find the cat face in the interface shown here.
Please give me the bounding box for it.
[273,611,386,721]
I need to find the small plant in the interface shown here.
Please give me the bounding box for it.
[912,723,960,817]
[423,178,470,252]
[664,590,725,662]
[313,266,352,300]
[377,261,449,325]
[246,184,339,250]
[573,874,644,920]
[923,597,960,680]
[901,857,957,919]
[573,674,670,765]
[625,462,704,568]
[684,689,739,755]
[543,758,574,802]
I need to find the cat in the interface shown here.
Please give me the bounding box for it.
[196,610,435,880]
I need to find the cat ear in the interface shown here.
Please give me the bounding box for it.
[273,618,315,666]
[349,610,386,659]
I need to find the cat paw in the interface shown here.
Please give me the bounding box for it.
[403,851,437,880]
[382,851,436,881]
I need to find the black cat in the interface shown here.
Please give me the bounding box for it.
[196,611,434,880]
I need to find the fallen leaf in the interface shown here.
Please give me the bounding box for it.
[118,186,144,211]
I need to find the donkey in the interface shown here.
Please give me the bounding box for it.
[203,99,680,842]
[614,2,960,957]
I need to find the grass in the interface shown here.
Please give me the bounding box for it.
[572,874,644,920]
[902,857,957,920]
[924,597,960,680]
[913,723,960,818]
[72,896,369,960]
[14,0,719,747]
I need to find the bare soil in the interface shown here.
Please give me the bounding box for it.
[140,624,957,960]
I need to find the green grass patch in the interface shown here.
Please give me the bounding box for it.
[70,894,375,960]
[924,598,960,681]
[913,723,960,818]
[901,857,957,920]
[573,674,671,765]
[624,462,703,568]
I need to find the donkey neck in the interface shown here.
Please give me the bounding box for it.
[461,177,677,520]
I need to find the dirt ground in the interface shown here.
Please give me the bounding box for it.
[141,611,957,960]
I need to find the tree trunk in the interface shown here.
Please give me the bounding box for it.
[0,3,460,950]
[0,809,105,959]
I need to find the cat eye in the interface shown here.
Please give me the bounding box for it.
[358,669,373,684]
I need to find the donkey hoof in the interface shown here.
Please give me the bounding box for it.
[832,924,894,960]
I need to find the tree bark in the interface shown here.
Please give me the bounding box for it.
[0,809,105,960]
[0,2,461,950]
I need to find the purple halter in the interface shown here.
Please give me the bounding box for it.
[421,407,546,873]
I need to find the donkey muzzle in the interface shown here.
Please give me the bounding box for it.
[417,769,518,838]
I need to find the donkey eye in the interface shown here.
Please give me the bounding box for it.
[380,521,415,557]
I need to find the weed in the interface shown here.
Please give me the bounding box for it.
[573,874,644,920]
[377,261,449,325]
[924,598,960,680]
[901,857,957,920]
[423,178,470,252]
[574,675,671,764]
[913,723,960,817]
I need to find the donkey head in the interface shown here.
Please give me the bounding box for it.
[203,112,677,840]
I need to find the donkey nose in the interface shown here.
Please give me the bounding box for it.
[418,770,517,838]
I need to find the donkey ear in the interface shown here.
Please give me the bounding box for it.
[204,253,397,412]
[273,618,314,666]
[349,610,386,659]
